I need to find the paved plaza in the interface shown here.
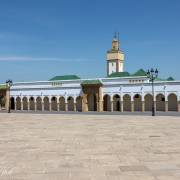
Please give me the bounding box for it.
[0,113,180,180]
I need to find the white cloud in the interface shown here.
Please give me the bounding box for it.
[0,56,88,62]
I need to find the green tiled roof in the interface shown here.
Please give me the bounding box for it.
[108,69,147,78]
[132,69,147,76]
[50,75,80,81]
[167,77,174,81]
[108,72,130,78]
[81,79,102,86]
[0,85,7,90]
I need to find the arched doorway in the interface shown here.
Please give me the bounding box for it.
[134,94,142,111]
[123,94,131,111]
[103,94,111,111]
[67,97,74,111]
[22,97,28,110]
[29,97,35,111]
[87,94,97,111]
[0,95,6,110]
[113,94,120,111]
[168,94,178,111]
[51,96,57,111]
[156,94,165,111]
[59,97,65,111]
[36,97,42,111]
[44,97,49,111]
[76,96,82,112]
[144,94,153,111]
[16,97,21,110]
[10,97,15,110]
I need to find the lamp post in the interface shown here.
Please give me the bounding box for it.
[147,68,158,116]
[5,79,13,113]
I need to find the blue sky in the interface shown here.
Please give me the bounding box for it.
[0,0,180,83]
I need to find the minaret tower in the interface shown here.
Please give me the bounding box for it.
[106,33,124,76]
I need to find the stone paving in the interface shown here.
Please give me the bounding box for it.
[0,113,180,180]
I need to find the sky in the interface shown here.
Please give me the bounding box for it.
[0,0,180,83]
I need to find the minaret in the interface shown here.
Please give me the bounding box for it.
[106,33,124,76]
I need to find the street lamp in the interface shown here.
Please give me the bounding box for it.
[5,79,13,113]
[147,68,158,116]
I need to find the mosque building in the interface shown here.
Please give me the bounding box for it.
[0,36,180,112]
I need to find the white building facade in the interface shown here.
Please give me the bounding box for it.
[1,37,180,112]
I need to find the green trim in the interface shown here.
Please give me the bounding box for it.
[81,80,102,86]
[50,75,80,81]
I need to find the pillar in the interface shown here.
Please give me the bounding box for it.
[82,94,88,112]
[14,102,16,111]
[65,103,68,111]
[49,103,52,111]
[42,102,44,111]
[120,101,123,112]
[27,101,30,111]
[131,101,134,112]
[5,89,10,111]
[34,102,37,111]
[57,103,60,111]
[98,87,103,112]
[178,101,180,112]
[142,101,145,112]
[74,103,76,112]
[165,101,168,112]
[111,100,113,112]
[21,101,23,111]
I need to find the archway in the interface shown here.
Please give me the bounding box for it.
[134,94,142,111]
[16,97,21,110]
[51,96,57,111]
[168,93,178,111]
[44,97,49,111]
[67,96,74,111]
[113,94,120,111]
[144,94,153,111]
[103,94,111,111]
[29,97,35,110]
[123,94,131,111]
[76,96,82,112]
[156,94,165,111]
[36,97,42,111]
[10,97,15,110]
[22,97,28,110]
[87,94,97,111]
[59,97,65,111]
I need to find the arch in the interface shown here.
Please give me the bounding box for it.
[59,97,65,111]
[22,97,28,110]
[134,94,142,111]
[113,94,120,111]
[16,97,21,110]
[123,94,131,111]
[51,96,57,111]
[10,97,15,110]
[87,94,97,111]
[76,96,82,112]
[103,94,111,111]
[44,97,49,111]
[144,94,153,111]
[168,93,178,111]
[29,97,35,110]
[36,97,42,111]
[0,95,6,109]
[67,96,74,111]
[156,94,165,111]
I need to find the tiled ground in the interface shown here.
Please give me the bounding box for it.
[0,113,180,180]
